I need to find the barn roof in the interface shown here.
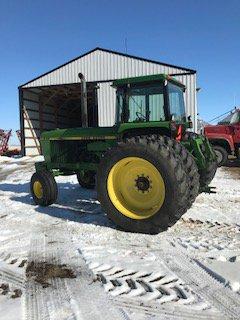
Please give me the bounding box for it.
[19,47,196,88]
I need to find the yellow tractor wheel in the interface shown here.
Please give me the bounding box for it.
[97,136,188,234]
[107,157,165,220]
[30,171,58,206]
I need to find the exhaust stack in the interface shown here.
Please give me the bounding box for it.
[78,73,88,128]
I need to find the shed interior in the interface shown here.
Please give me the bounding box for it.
[21,82,98,155]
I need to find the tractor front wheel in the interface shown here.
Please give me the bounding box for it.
[97,137,188,234]
[30,171,58,206]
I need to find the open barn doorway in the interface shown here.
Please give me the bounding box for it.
[20,82,98,155]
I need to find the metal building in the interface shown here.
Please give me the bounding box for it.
[19,47,197,156]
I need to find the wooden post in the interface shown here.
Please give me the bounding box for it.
[23,107,41,155]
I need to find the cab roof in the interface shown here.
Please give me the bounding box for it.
[112,74,185,88]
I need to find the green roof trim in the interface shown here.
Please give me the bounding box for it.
[112,74,185,88]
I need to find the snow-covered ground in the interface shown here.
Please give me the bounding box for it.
[0,156,239,320]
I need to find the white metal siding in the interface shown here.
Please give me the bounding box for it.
[23,50,184,87]
[98,83,116,126]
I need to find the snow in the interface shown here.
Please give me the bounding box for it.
[185,167,240,224]
[0,156,239,319]
[0,296,22,320]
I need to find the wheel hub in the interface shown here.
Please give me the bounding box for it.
[135,175,152,193]
[33,181,43,199]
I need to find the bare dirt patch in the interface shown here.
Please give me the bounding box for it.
[26,261,76,287]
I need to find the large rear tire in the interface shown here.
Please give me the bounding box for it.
[164,137,200,218]
[30,171,58,206]
[146,135,199,220]
[97,136,189,234]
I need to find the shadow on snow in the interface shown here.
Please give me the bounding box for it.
[0,181,115,229]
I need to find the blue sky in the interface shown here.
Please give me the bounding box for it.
[0,0,240,143]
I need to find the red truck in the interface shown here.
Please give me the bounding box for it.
[204,108,240,166]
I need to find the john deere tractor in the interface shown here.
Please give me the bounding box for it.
[30,73,217,234]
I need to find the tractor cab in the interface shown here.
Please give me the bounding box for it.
[113,74,188,128]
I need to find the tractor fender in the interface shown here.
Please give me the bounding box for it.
[206,134,235,154]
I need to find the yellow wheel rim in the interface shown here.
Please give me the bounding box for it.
[33,181,43,199]
[107,157,165,220]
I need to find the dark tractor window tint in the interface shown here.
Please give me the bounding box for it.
[168,83,185,122]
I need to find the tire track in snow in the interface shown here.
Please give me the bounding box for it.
[170,219,240,280]
[0,231,29,291]
[24,228,128,320]
[163,241,240,319]
[78,245,223,319]
[0,248,27,296]
[90,262,211,308]
[78,230,240,320]
[0,266,25,289]
[114,298,224,320]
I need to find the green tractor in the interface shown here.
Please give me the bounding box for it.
[30,73,217,234]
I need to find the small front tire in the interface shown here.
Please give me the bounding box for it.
[30,171,58,206]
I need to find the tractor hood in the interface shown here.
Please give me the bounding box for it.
[41,127,117,141]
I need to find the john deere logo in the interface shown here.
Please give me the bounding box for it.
[48,136,116,141]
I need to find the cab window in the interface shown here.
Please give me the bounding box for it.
[120,84,165,123]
